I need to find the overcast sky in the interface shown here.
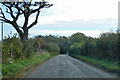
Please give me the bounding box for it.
[0,0,119,39]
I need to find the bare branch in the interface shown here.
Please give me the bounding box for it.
[0,19,6,22]
[0,9,13,24]
[15,4,24,13]
[11,21,23,35]
[1,3,16,19]
[0,19,12,24]
[0,9,5,18]
[28,11,40,29]
[0,16,3,18]
[15,2,24,20]
[30,2,46,14]
[22,15,29,30]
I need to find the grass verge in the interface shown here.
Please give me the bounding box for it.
[0,64,2,79]
[69,54,120,74]
[2,52,59,78]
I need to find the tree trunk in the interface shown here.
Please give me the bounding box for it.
[11,22,28,42]
[19,29,28,43]
[12,18,29,43]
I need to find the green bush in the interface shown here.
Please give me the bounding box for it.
[22,39,35,58]
[33,38,45,53]
[69,32,118,62]
[96,32,118,61]
[47,42,60,53]
[70,41,86,54]
[2,33,23,62]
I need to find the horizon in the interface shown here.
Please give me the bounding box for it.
[1,30,118,40]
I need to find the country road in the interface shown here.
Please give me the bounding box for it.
[25,54,118,78]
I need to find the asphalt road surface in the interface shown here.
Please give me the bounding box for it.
[25,54,118,78]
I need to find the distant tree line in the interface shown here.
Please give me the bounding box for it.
[36,32,118,62]
[69,32,118,62]
[2,31,119,63]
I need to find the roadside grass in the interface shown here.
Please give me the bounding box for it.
[49,52,59,57]
[2,52,59,78]
[69,54,119,74]
[0,64,2,79]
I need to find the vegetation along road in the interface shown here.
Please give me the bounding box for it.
[25,54,118,78]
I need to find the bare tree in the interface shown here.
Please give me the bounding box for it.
[0,0,53,42]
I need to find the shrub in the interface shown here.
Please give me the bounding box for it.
[69,41,86,55]
[47,42,60,53]
[2,33,23,62]
[22,38,35,58]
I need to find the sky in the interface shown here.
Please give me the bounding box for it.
[0,0,119,40]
